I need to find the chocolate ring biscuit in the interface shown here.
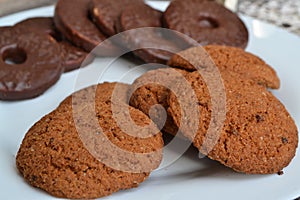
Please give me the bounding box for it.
[168,45,280,89]
[168,71,298,174]
[0,27,63,100]
[163,0,248,49]
[119,3,187,64]
[54,0,120,56]
[89,0,143,36]
[14,17,94,72]
[16,82,163,199]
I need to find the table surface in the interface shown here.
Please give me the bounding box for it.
[239,0,300,36]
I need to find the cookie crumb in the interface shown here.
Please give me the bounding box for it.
[277,170,284,175]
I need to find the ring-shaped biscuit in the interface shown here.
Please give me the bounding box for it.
[163,0,249,49]
[54,0,120,56]
[0,27,63,100]
[14,17,94,72]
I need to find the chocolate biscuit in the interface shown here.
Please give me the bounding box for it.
[14,17,94,72]
[89,0,143,36]
[163,0,248,48]
[54,0,120,56]
[0,26,63,100]
[119,3,187,64]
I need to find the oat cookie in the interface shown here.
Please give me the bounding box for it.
[16,82,163,199]
[168,71,298,174]
[168,45,280,89]
[129,68,188,135]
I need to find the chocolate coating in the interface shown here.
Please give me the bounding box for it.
[0,27,63,100]
[90,0,143,36]
[120,3,187,64]
[163,0,249,49]
[59,41,94,72]
[54,0,120,56]
[14,17,94,72]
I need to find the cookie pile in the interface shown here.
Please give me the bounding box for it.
[8,0,298,199]
[130,45,297,175]
[54,0,248,62]
[16,45,298,199]
[0,0,248,100]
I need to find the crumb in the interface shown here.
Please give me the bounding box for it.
[277,171,284,175]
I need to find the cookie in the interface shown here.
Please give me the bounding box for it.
[54,0,120,56]
[168,45,280,89]
[16,82,163,199]
[0,26,63,100]
[167,71,298,174]
[119,3,188,64]
[163,0,248,49]
[129,68,188,135]
[89,0,143,36]
[14,17,94,72]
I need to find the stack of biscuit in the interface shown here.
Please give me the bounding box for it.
[1,0,248,100]
[129,45,297,175]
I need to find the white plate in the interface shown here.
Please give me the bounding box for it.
[1,1,300,200]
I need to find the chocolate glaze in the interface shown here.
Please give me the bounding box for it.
[14,17,94,72]
[163,0,249,49]
[90,0,143,36]
[54,0,120,56]
[120,3,189,64]
[0,27,63,100]
[59,41,94,72]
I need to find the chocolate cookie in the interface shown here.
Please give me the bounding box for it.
[168,45,280,89]
[89,0,143,36]
[14,17,94,72]
[0,27,63,100]
[168,71,298,174]
[163,0,249,49]
[129,68,188,135]
[16,82,163,199]
[119,3,190,64]
[54,0,120,56]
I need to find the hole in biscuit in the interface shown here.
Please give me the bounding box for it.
[2,45,27,65]
[198,17,219,29]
